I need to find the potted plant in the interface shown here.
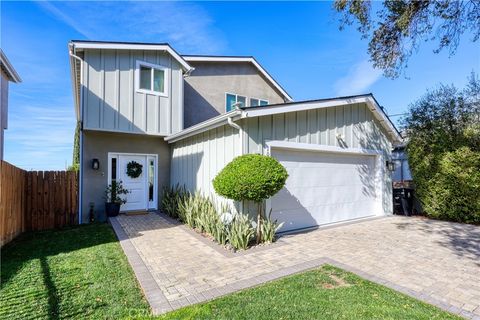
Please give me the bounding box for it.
[104,180,129,217]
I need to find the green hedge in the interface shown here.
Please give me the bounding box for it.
[414,147,480,223]
[213,154,288,203]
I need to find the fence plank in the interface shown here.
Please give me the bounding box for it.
[1,161,79,246]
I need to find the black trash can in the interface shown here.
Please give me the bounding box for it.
[393,188,414,216]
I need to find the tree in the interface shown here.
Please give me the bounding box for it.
[68,121,80,172]
[213,154,288,243]
[334,0,480,78]
[402,73,480,223]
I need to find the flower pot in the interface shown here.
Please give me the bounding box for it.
[105,202,121,217]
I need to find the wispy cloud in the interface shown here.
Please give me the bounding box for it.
[36,1,227,54]
[5,105,75,170]
[334,60,382,96]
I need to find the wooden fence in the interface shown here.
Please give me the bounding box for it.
[1,161,78,246]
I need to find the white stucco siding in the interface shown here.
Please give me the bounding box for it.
[82,49,183,135]
[170,124,242,210]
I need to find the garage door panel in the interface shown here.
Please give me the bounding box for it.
[271,148,378,232]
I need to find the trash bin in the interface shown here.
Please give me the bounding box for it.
[393,188,414,216]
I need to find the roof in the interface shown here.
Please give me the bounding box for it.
[182,55,293,102]
[0,49,21,83]
[165,94,402,144]
[69,40,194,72]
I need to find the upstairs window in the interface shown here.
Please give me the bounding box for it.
[250,98,269,107]
[136,61,167,96]
[226,93,247,112]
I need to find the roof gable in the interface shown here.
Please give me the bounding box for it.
[182,55,293,102]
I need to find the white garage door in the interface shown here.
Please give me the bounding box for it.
[270,149,379,232]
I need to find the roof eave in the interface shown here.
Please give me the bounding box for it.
[0,49,22,83]
[69,41,194,73]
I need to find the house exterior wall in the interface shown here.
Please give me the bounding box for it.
[170,124,242,211]
[170,102,393,216]
[81,130,171,223]
[183,61,286,128]
[81,49,184,136]
[242,102,393,215]
[0,70,9,160]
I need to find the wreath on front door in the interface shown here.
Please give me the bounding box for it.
[126,161,143,178]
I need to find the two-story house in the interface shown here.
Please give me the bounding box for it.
[0,49,22,161]
[70,40,401,233]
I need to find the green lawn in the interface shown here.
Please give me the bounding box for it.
[1,224,460,320]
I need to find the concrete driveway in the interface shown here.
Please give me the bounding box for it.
[111,213,480,318]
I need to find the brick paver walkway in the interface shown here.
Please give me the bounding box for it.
[111,213,480,318]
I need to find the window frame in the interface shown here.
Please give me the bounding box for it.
[249,97,269,107]
[225,92,247,112]
[135,60,168,97]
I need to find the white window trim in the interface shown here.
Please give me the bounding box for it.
[225,92,246,112]
[249,97,269,107]
[135,60,169,97]
[225,92,269,112]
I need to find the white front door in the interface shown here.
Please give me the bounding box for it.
[108,153,158,212]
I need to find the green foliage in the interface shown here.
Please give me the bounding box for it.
[424,147,480,223]
[404,73,480,223]
[334,1,479,78]
[72,121,80,168]
[161,184,188,219]
[228,213,255,251]
[213,154,288,203]
[67,163,79,172]
[104,180,129,204]
[260,210,284,243]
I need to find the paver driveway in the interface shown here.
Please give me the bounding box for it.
[112,213,480,318]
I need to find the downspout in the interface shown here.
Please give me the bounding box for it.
[226,112,245,215]
[69,44,84,224]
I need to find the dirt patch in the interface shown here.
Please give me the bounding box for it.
[320,273,352,289]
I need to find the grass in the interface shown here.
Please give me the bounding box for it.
[1,224,460,320]
[0,224,150,319]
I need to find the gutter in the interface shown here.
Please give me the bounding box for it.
[165,110,243,143]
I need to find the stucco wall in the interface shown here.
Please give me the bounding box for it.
[81,130,171,223]
[0,70,9,160]
[82,49,184,136]
[183,61,286,128]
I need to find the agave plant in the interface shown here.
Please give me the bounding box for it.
[161,184,188,219]
[260,209,284,243]
[228,213,254,251]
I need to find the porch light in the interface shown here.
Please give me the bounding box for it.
[92,158,100,170]
[386,160,396,172]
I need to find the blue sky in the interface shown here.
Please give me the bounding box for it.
[2,1,479,170]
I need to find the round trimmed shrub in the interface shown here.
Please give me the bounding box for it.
[213,154,288,203]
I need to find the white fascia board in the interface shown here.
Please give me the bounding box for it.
[244,96,402,143]
[0,50,21,83]
[71,42,193,72]
[165,110,243,143]
[183,56,293,102]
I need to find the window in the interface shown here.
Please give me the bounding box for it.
[250,98,269,107]
[111,158,117,182]
[148,159,154,202]
[225,93,247,112]
[136,61,167,96]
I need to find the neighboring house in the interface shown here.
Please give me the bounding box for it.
[0,49,21,160]
[69,40,402,232]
